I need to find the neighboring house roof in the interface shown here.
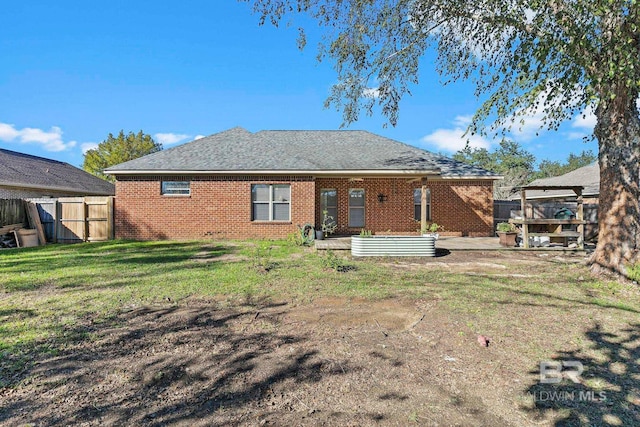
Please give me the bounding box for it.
[512,163,599,200]
[105,127,500,179]
[0,149,115,195]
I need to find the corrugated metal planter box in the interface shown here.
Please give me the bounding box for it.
[351,235,436,257]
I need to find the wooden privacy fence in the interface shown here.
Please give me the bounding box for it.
[0,199,28,226]
[56,197,114,243]
[1,197,114,243]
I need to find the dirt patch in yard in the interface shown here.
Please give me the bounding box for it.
[1,300,516,426]
[191,243,247,263]
[3,299,638,426]
[1,250,638,426]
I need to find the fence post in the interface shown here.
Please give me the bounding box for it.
[107,196,114,240]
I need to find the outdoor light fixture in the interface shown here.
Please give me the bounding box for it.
[377,193,388,203]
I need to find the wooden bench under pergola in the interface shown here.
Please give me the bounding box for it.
[509,185,585,249]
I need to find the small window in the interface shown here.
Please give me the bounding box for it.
[414,188,431,221]
[349,189,365,228]
[320,189,338,227]
[162,181,190,196]
[252,184,290,221]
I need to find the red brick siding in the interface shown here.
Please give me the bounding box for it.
[115,175,493,240]
[315,178,493,236]
[115,176,315,240]
[430,180,494,236]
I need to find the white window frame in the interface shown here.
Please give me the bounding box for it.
[251,184,291,222]
[413,188,432,221]
[348,188,365,228]
[161,181,190,196]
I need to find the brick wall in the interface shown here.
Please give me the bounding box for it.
[315,178,494,237]
[430,180,494,236]
[115,176,315,240]
[115,175,494,240]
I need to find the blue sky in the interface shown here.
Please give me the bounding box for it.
[0,1,597,168]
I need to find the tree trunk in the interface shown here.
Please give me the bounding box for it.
[590,93,640,277]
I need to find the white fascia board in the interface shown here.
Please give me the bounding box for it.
[105,169,443,176]
[426,175,503,181]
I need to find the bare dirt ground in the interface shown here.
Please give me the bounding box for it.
[1,300,518,426]
[1,251,638,426]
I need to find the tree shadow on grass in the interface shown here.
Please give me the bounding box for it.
[0,241,239,292]
[524,322,640,426]
[433,273,640,315]
[0,301,354,426]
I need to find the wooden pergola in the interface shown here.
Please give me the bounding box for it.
[509,185,585,249]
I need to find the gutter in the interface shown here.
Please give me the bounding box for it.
[0,181,114,196]
[104,169,500,180]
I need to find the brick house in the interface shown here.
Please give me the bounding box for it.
[0,148,115,198]
[105,127,500,240]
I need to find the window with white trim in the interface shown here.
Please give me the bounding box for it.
[320,189,338,227]
[251,184,291,221]
[161,181,190,196]
[413,188,431,221]
[348,189,365,227]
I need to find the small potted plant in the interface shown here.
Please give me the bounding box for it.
[421,222,442,240]
[316,210,337,240]
[496,222,518,247]
[359,228,373,237]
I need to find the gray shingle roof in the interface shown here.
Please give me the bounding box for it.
[105,127,499,178]
[512,163,599,200]
[0,149,115,195]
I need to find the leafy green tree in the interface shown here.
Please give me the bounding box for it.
[83,130,162,182]
[533,150,597,180]
[454,140,536,198]
[245,0,640,277]
[453,145,495,172]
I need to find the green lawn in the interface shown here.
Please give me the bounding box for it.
[1,240,639,425]
[2,240,637,366]
[1,241,637,348]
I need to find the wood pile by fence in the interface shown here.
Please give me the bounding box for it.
[0,197,114,246]
[0,202,46,248]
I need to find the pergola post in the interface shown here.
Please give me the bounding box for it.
[520,187,529,248]
[421,177,428,233]
[575,187,584,249]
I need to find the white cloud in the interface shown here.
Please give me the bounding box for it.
[154,132,190,146]
[81,142,99,153]
[194,134,206,140]
[0,123,20,140]
[362,87,380,98]
[453,115,473,128]
[566,105,597,140]
[508,104,547,141]
[572,106,597,130]
[420,115,493,152]
[0,122,76,152]
[567,132,587,140]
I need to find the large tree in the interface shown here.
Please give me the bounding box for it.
[83,130,162,182]
[533,150,597,180]
[245,0,640,277]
